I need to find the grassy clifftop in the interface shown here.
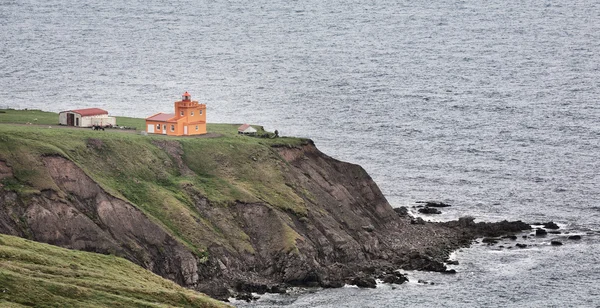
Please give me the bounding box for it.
[0,234,228,307]
[0,109,309,258]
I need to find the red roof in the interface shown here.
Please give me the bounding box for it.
[238,124,251,131]
[183,91,190,96]
[69,108,108,117]
[146,113,175,122]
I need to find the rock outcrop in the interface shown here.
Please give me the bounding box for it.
[0,141,531,300]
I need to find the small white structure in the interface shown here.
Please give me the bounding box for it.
[238,124,257,135]
[59,108,116,127]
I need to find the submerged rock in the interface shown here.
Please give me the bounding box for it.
[543,222,560,230]
[535,228,548,236]
[417,201,452,208]
[482,237,500,244]
[551,240,563,246]
[418,207,442,215]
[568,235,582,240]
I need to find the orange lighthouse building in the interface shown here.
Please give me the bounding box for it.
[146,92,207,136]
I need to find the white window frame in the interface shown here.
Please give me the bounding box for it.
[170,125,175,132]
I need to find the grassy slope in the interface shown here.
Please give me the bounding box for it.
[0,109,308,257]
[0,234,229,308]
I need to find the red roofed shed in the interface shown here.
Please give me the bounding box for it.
[70,108,108,117]
[238,124,257,134]
[59,108,116,127]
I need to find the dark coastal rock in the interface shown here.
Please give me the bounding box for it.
[405,253,447,272]
[418,207,442,215]
[535,228,548,236]
[568,235,582,240]
[235,281,268,294]
[551,240,563,246]
[548,231,561,234]
[349,276,377,288]
[268,284,287,294]
[416,201,452,208]
[382,273,408,285]
[417,279,434,285]
[411,217,426,225]
[482,237,500,244]
[393,206,409,217]
[543,222,560,230]
[441,269,457,274]
[445,260,459,265]
[235,293,259,302]
[443,218,531,238]
[503,235,518,240]
[515,243,527,248]
[321,280,344,288]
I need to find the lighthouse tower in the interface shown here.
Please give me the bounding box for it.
[145,91,207,136]
[173,92,207,135]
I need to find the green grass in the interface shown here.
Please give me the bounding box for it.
[0,109,58,125]
[0,234,230,307]
[0,109,310,264]
[0,108,156,130]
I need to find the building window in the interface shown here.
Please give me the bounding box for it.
[180,111,184,116]
[170,125,175,132]
[163,124,166,130]
[200,110,203,115]
[195,125,198,131]
[191,111,194,116]
[156,124,160,130]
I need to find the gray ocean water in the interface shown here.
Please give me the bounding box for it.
[2,0,599,307]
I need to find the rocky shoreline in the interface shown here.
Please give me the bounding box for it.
[225,215,533,302]
[0,139,541,303]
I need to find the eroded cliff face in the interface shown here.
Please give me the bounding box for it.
[0,141,523,300]
[0,157,199,287]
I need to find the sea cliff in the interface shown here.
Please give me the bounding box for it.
[0,113,530,301]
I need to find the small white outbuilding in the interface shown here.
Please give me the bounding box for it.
[59,108,116,127]
[238,124,257,135]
